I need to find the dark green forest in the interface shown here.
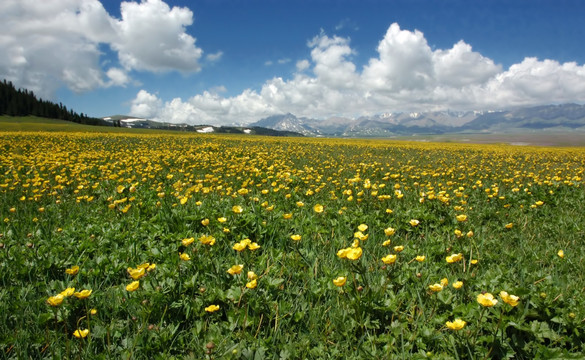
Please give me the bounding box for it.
[0,79,111,126]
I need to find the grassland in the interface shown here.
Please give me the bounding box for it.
[1,118,585,359]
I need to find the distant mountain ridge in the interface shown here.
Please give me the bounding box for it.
[249,104,585,137]
[102,115,304,137]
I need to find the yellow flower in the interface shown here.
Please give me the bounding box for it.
[477,292,498,307]
[332,277,347,287]
[456,214,467,222]
[201,218,210,226]
[73,289,92,299]
[313,204,324,213]
[147,263,156,272]
[127,267,146,280]
[247,271,258,280]
[354,231,368,241]
[454,229,462,238]
[73,329,90,338]
[470,259,479,265]
[384,227,396,236]
[90,309,98,315]
[227,264,244,275]
[283,213,293,219]
[382,239,392,247]
[182,237,195,246]
[199,235,216,246]
[126,281,140,292]
[446,253,463,263]
[440,278,449,287]
[47,294,65,306]
[452,281,463,289]
[296,201,304,207]
[357,224,368,232]
[290,234,302,241]
[393,245,404,252]
[217,217,227,223]
[232,205,243,214]
[233,242,247,251]
[409,219,420,227]
[336,248,350,259]
[205,304,220,313]
[247,242,261,250]
[381,254,397,264]
[65,265,79,275]
[415,255,425,262]
[505,223,514,229]
[246,279,257,289]
[500,291,520,307]
[558,250,564,258]
[180,252,191,261]
[385,209,393,214]
[60,287,75,297]
[466,231,474,237]
[446,319,466,330]
[429,283,443,292]
[345,247,363,260]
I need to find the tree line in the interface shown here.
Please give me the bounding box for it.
[0,79,112,126]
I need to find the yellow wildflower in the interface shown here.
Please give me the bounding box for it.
[558,250,564,258]
[232,205,243,214]
[246,279,257,289]
[345,247,363,260]
[205,304,220,313]
[415,255,425,262]
[73,329,90,338]
[182,237,195,246]
[445,319,466,330]
[227,264,244,275]
[47,294,65,306]
[60,287,75,297]
[429,284,443,292]
[452,281,463,289]
[357,224,368,232]
[477,292,498,307]
[126,281,140,292]
[500,291,520,307]
[332,277,347,287]
[456,214,467,222]
[384,227,396,236]
[446,253,463,263]
[290,234,302,241]
[409,219,420,227]
[73,289,92,299]
[65,265,79,275]
[381,254,397,264]
[179,253,191,261]
[313,204,324,213]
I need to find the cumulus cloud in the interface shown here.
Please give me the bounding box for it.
[132,22,585,124]
[0,0,204,98]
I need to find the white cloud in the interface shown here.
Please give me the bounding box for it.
[296,59,310,72]
[0,0,205,98]
[127,22,585,125]
[206,51,223,62]
[130,89,162,118]
[113,0,202,72]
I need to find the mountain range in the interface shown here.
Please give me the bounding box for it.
[249,104,585,137]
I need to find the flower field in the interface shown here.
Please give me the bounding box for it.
[1,131,584,359]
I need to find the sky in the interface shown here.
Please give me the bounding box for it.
[2,0,585,125]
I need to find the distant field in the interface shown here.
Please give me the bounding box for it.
[2,116,584,147]
[0,116,156,134]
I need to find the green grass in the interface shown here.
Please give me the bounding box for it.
[0,128,585,359]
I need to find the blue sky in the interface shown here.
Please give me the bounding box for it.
[2,0,585,124]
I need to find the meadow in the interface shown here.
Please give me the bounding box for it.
[1,127,584,359]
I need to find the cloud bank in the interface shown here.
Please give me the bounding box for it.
[0,0,203,98]
[133,23,585,125]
